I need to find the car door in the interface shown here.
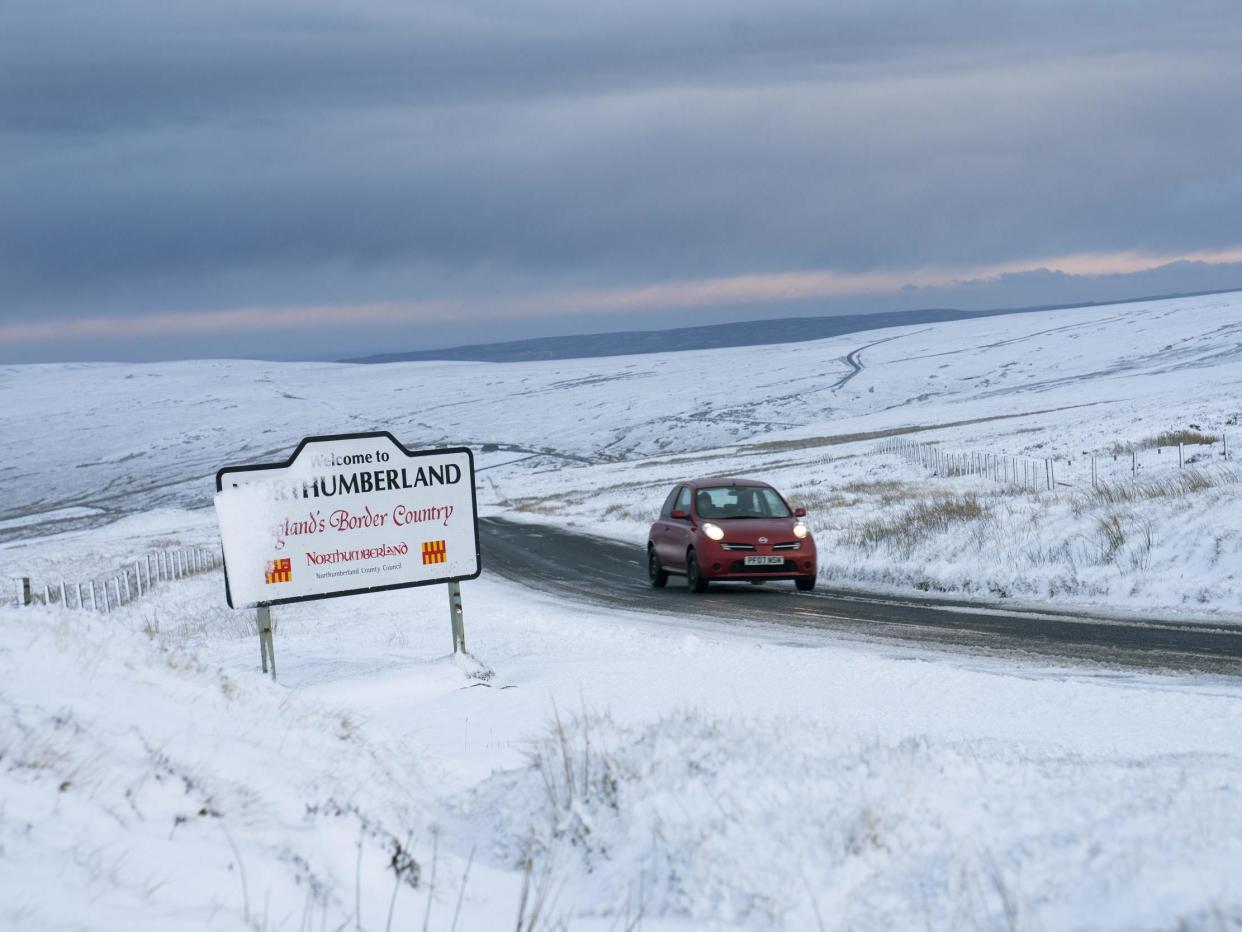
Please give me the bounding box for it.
[651,485,681,568]
[664,485,695,571]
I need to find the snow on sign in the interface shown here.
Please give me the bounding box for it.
[214,432,480,609]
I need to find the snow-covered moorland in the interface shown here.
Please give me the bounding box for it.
[3,293,1242,929]
[4,291,1242,615]
[4,567,1242,930]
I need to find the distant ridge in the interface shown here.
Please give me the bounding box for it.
[343,288,1242,365]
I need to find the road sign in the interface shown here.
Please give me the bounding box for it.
[215,432,480,609]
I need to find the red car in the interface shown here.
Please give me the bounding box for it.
[647,478,817,592]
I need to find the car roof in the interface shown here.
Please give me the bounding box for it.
[683,477,774,489]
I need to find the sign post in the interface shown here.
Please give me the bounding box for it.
[448,580,466,653]
[215,432,482,676]
[257,604,275,680]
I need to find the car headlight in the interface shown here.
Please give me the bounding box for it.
[793,523,809,539]
[702,522,725,541]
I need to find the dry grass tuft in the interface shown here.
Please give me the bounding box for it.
[1073,468,1237,511]
[1109,429,1219,454]
[842,479,908,496]
[848,494,990,555]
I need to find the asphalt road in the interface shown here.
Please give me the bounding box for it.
[480,517,1242,675]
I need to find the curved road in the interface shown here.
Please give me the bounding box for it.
[480,517,1242,675]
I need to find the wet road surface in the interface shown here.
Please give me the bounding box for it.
[480,517,1242,676]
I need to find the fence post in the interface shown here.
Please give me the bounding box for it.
[1132,450,1137,476]
[122,572,131,602]
[44,584,51,605]
[102,582,111,613]
[1178,442,1184,468]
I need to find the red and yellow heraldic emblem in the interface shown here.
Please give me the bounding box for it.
[265,558,292,584]
[421,540,447,565]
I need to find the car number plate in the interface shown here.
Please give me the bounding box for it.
[744,555,785,566]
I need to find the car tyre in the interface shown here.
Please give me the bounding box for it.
[795,576,816,592]
[686,548,709,593]
[648,547,668,588]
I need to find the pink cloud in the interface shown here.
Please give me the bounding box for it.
[4,245,1242,347]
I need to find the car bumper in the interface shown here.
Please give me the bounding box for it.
[697,542,817,579]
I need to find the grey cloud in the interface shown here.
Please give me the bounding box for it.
[1,0,1241,358]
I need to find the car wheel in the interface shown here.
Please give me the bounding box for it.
[648,547,668,588]
[795,576,816,592]
[686,548,709,593]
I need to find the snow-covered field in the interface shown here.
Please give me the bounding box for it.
[5,568,1242,930]
[4,291,1241,615]
[3,293,1242,929]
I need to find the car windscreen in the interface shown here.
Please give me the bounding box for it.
[695,486,791,519]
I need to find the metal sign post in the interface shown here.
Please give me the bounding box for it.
[257,604,276,680]
[449,581,466,653]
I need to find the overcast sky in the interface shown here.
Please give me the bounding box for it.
[3,0,1242,362]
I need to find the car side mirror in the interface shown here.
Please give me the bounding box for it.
[794,506,807,517]
[670,509,688,520]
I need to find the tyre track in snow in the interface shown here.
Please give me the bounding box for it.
[480,517,1242,676]
[830,330,928,391]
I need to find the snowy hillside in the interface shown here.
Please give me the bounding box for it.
[4,564,1242,930]
[3,294,1242,930]
[4,291,1241,614]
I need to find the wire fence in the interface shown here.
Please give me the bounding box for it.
[878,433,1233,491]
[6,546,222,613]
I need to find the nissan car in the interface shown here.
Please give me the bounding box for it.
[647,478,816,592]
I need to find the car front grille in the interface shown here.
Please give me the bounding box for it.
[722,543,755,551]
[772,542,801,550]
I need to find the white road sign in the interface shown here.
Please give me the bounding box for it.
[214,432,480,608]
